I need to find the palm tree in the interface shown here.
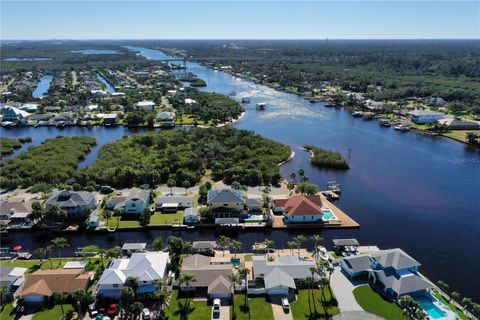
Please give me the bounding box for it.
[125,276,139,298]
[167,178,176,194]
[304,276,314,316]
[45,245,54,269]
[309,267,318,315]
[238,268,250,308]
[51,237,69,265]
[228,273,241,320]
[52,292,66,319]
[154,279,170,317]
[98,248,107,268]
[290,172,297,182]
[287,241,297,255]
[182,180,190,195]
[219,235,231,257]
[34,247,47,261]
[293,235,306,257]
[310,235,323,249]
[231,240,242,258]
[178,273,197,311]
[0,286,8,307]
[264,238,274,260]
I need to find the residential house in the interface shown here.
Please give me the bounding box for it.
[273,195,325,223]
[90,90,107,98]
[155,111,175,127]
[340,248,433,300]
[0,199,36,228]
[251,255,316,296]
[44,106,61,113]
[20,103,39,113]
[45,190,96,217]
[407,110,445,124]
[1,106,30,122]
[136,101,156,111]
[19,268,93,303]
[0,266,27,298]
[245,198,263,212]
[105,194,128,211]
[207,188,246,219]
[101,113,119,125]
[27,113,53,122]
[123,189,151,214]
[184,207,199,224]
[97,251,169,298]
[437,118,479,130]
[429,97,446,106]
[156,195,193,212]
[180,254,233,300]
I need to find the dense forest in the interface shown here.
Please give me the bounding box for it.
[170,90,245,125]
[0,137,24,158]
[304,145,349,169]
[0,136,96,189]
[148,40,480,115]
[80,127,291,188]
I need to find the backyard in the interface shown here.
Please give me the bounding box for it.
[291,288,340,319]
[0,258,107,272]
[353,285,405,320]
[32,304,74,320]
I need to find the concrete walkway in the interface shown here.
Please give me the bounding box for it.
[329,267,364,312]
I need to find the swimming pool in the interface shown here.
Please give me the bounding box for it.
[415,297,447,319]
[322,209,336,221]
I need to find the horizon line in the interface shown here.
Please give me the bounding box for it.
[2,38,479,41]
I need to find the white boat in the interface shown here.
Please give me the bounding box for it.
[317,246,329,261]
[394,125,410,132]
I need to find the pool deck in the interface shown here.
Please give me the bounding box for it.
[272,193,360,229]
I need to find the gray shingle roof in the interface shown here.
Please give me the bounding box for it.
[126,189,150,203]
[184,207,198,217]
[252,255,315,280]
[207,275,232,294]
[207,189,245,205]
[371,248,420,270]
[46,190,94,207]
[332,239,359,247]
[181,254,232,288]
[264,267,296,290]
[156,195,193,207]
[342,255,372,273]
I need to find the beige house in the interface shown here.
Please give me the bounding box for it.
[206,188,246,218]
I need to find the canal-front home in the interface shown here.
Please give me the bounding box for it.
[340,248,433,300]
[156,195,193,212]
[0,266,27,299]
[273,195,324,223]
[0,199,36,229]
[45,190,96,217]
[1,106,30,122]
[407,109,445,124]
[136,100,156,111]
[207,188,246,219]
[123,189,151,214]
[96,251,169,299]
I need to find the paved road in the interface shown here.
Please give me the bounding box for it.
[329,267,364,312]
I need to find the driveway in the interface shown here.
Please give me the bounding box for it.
[329,267,364,312]
[212,305,229,320]
[333,311,385,320]
[270,296,293,320]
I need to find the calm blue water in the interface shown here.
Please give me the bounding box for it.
[71,49,122,55]
[3,58,52,61]
[96,74,116,93]
[32,75,53,98]
[1,46,479,300]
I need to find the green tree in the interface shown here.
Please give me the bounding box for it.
[182,180,190,195]
[437,280,449,293]
[296,183,319,195]
[153,279,170,317]
[400,296,427,320]
[238,268,250,309]
[120,287,135,319]
[287,241,297,255]
[125,276,139,298]
[139,209,151,227]
[52,292,66,319]
[178,273,197,311]
[0,286,7,307]
[219,235,231,257]
[451,291,461,302]
[231,239,242,258]
[228,272,240,320]
[51,237,69,265]
[31,201,45,222]
[167,178,176,194]
[152,236,164,251]
[293,235,307,256]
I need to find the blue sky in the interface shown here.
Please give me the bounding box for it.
[1,1,478,39]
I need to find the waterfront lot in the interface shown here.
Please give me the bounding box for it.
[291,288,340,319]
[164,290,211,320]
[0,258,107,272]
[234,294,274,320]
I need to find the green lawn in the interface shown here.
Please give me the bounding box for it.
[244,254,253,262]
[149,211,184,225]
[433,291,470,320]
[164,290,211,320]
[353,285,404,320]
[0,303,15,320]
[291,288,340,320]
[0,258,106,273]
[234,294,274,320]
[106,216,140,228]
[32,304,73,320]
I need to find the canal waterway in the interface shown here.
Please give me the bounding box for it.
[1,46,479,300]
[96,74,116,93]
[32,74,53,98]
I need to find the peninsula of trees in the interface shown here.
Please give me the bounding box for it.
[81,127,291,188]
[304,145,349,169]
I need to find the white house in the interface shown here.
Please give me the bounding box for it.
[184,207,199,224]
[1,106,30,122]
[273,195,324,223]
[123,189,151,214]
[0,266,27,298]
[136,101,156,111]
[90,90,107,98]
[407,110,445,124]
[97,251,169,298]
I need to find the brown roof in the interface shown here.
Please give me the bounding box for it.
[20,268,93,297]
[0,200,33,216]
[181,254,233,288]
[279,195,323,216]
[207,275,232,294]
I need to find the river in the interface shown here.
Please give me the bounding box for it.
[1,46,479,300]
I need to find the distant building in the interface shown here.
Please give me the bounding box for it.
[437,118,479,130]
[429,97,446,106]
[155,111,175,127]
[101,113,119,125]
[20,103,39,112]
[136,100,156,111]
[407,110,445,124]
[45,190,96,217]
[90,90,107,98]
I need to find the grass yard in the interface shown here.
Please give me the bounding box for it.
[32,304,73,320]
[0,258,106,273]
[149,211,184,225]
[291,288,340,319]
[433,291,470,320]
[0,303,15,319]
[164,290,211,320]
[353,285,404,320]
[243,254,253,262]
[106,216,140,228]
[442,130,479,143]
[234,294,274,320]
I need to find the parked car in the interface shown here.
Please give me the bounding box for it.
[213,299,221,315]
[281,297,290,312]
[142,308,151,320]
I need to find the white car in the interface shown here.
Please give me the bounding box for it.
[281,297,290,312]
[213,299,221,314]
[142,308,151,320]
